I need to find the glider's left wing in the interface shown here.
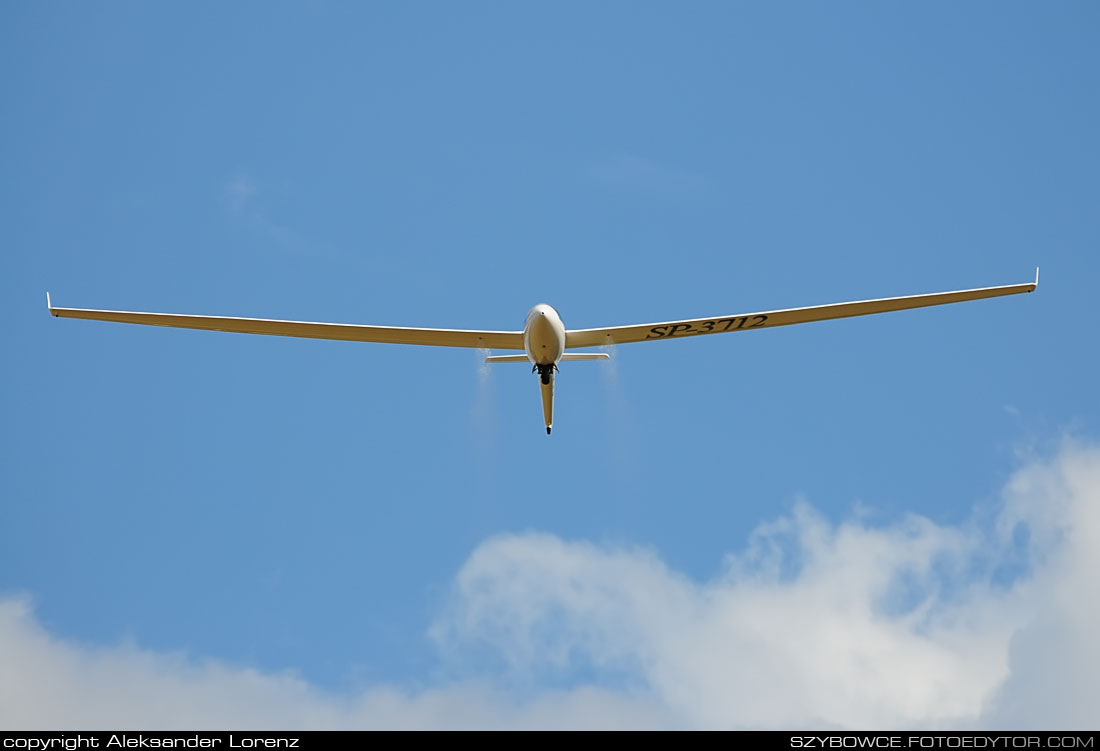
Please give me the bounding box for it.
[48,299,525,350]
[565,275,1037,349]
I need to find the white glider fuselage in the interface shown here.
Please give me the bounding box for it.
[523,304,565,434]
[523,304,566,366]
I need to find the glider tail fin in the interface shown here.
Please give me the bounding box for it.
[540,370,554,435]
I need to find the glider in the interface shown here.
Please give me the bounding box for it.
[48,271,1038,434]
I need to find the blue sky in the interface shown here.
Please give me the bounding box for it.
[2,2,1099,729]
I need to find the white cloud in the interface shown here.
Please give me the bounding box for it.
[2,443,1098,729]
[979,446,1100,728]
[0,597,668,730]
[436,510,1019,729]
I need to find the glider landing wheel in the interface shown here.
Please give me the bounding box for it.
[535,363,554,385]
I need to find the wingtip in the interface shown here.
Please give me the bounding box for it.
[1034,267,1040,288]
[46,291,54,314]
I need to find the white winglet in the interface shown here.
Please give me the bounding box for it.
[46,291,52,313]
[1035,267,1040,287]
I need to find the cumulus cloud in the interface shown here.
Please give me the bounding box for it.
[438,513,1017,729]
[2,443,1098,729]
[0,598,667,730]
[979,446,1100,728]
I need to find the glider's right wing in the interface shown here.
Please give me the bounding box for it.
[565,273,1038,349]
[47,297,525,350]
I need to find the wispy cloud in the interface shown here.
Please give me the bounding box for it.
[586,154,709,197]
[221,172,334,258]
[222,172,293,246]
[224,175,257,212]
[2,443,1098,729]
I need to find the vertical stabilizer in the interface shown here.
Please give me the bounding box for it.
[540,375,554,435]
